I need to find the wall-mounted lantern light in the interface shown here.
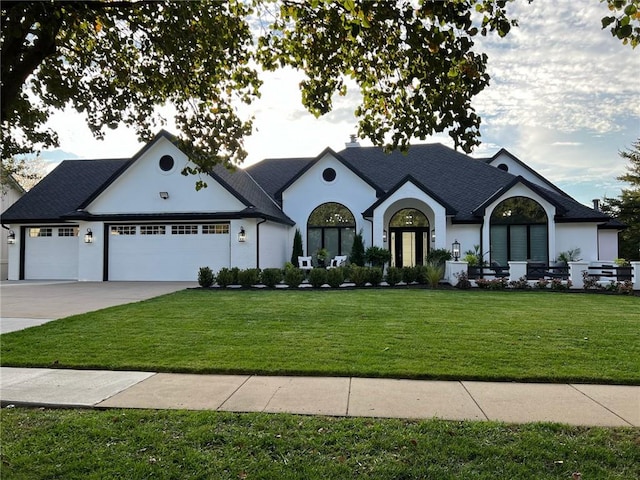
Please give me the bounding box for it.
[7,230,16,244]
[452,239,461,261]
[431,229,436,243]
[159,191,169,200]
[237,226,246,243]
[382,229,387,242]
[84,228,94,244]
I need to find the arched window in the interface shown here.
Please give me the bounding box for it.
[307,203,356,259]
[490,197,548,265]
[389,208,429,227]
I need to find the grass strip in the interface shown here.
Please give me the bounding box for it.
[1,408,638,480]
[1,289,638,384]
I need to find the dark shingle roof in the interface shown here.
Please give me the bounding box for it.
[2,140,610,227]
[1,159,130,223]
[210,165,294,224]
[245,157,315,201]
[336,144,610,222]
[2,157,294,226]
[336,144,516,222]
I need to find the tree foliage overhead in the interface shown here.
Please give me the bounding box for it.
[259,0,517,153]
[3,0,633,185]
[1,0,520,177]
[601,139,640,260]
[1,1,260,172]
[601,0,640,48]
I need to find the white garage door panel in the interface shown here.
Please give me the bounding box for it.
[109,229,230,281]
[25,235,79,280]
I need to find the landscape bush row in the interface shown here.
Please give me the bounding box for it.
[197,263,445,289]
[199,265,636,294]
[454,271,635,294]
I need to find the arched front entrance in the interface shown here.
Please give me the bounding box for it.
[389,208,430,267]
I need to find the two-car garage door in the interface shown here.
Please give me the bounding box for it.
[107,223,231,281]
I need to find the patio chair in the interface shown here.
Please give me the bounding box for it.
[327,255,348,269]
[490,261,509,278]
[297,256,313,271]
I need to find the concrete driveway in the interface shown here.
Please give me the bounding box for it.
[0,281,197,333]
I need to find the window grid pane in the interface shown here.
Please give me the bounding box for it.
[58,227,78,237]
[202,224,229,234]
[171,225,198,235]
[111,225,136,235]
[140,225,166,235]
[29,227,52,237]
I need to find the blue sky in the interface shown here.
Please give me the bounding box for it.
[44,1,639,206]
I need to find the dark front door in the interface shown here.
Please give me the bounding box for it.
[390,227,429,267]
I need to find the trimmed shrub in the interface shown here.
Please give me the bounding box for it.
[216,268,235,288]
[197,266,214,288]
[230,267,240,285]
[284,267,305,288]
[309,267,328,288]
[367,267,383,286]
[415,265,429,285]
[238,268,260,288]
[385,266,402,286]
[402,266,418,284]
[260,268,283,288]
[350,266,369,287]
[326,267,345,288]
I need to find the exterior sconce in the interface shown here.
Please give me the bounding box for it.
[7,230,16,244]
[159,191,169,200]
[237,226,246,243]
[452,239,461,261]
[431,229,436,243]
[84,228,94,244]
[383,229,387,242]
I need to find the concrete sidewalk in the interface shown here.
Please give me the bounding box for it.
[1,367,638,427]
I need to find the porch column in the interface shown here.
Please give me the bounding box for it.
[508,261,527,282]
[568,261,589,289]
[631,262,640,290]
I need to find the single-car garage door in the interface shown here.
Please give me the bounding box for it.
[24,226,79,280]
[107,223,231,281]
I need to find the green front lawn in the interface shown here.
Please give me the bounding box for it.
[2,289,638,384]
[2,409,638,480]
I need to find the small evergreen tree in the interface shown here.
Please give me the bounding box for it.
[291,228,304,264]
[350,229,365,266]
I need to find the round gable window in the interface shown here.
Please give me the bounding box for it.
[497,163,509,172]
[159,155,175,172]
[322,167,337,182]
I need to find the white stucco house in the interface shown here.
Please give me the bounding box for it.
[1,130,625,282]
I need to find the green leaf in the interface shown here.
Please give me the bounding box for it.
[602,16,616,28]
